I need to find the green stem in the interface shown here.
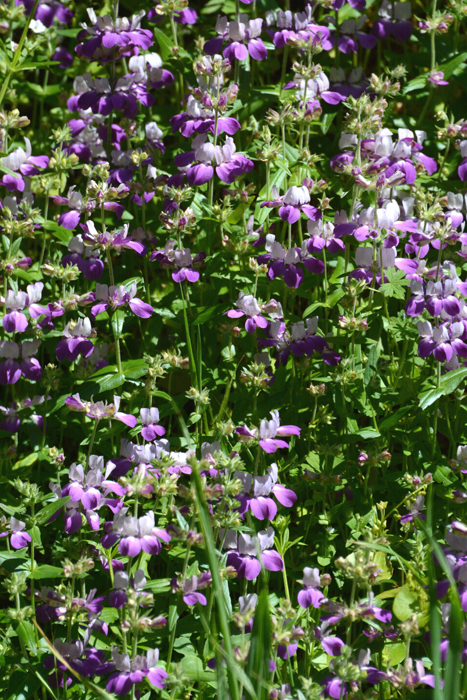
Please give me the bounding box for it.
[0,0,41,107]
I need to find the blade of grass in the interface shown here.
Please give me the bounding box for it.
[417,519,462,699]
[247,584,272,700]
[191,460,241,700]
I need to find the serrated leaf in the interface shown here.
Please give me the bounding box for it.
[379,268,410,299]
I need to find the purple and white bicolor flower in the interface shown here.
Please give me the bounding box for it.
[7,517,32,549]
[103,509,171,557]
[56,318,94,362]
[226,293,283,334]
[417,320,467,363]
[1,137,49,192]
[204,15,267,62]
[91,282,153,319]
[140,407,165,441]
[236,463,297,521]
[174,134,254,186]
[3,283,46,333]
[297,567,325,609]
[150,241,206,282]
[222,526,284,580]
[236,410,301,453]
[170,93,241,139]
[108,569,148,609]
[65,393,137,427]
[373,0,413,42]
[171,573,212,606]
[75,9,153,62]
[105,647,167,696]
[284,72,345,107]
[261,184,321,224]
[327,15,377,54]
[0,339,42,384]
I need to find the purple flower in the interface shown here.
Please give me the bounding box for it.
[306,220,346,255]
[204,15,267,62]
[75,9,153,62]
[148,2,197,25]
[284,72,345,107]
[105,648,167,696]
[417,320,467,363]
[328,16,377,53]
[91,282,153,319]
[1,137,49,191]
[261,184,321,224]
[235,410,300,453]
[226,293,283,334]
[109,569,149,609]
[222,526,284,580]
[2,285,45,333]
[297,567,325,609]
[105,509,171,557]
[175,134,254,186]
[171,573,212,606]
[68,73,153,120]
[0,339,41,384]
[170,93,241,139]
[429,71,449,87]
[140,407,166,441]
[150,241,206,282]
[65,393,137,428]
[236,463,297,521]
[9,516,32,549]
[373,0,412,42]
[400,496,426,524]
[19,0,73,27]
[56,317,94,362]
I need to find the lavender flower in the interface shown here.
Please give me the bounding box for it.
[140,407,165,440]
[75,9,153,62]
[171,573,212,606]
[261,184,321,224]
[222,526,284,580]
[65,394,137,427]
[236,463,297,520]
[105,647,167,696]
[297,567,325,609]
[56,318,94,362]
[236,410,301,453]
[91,282,153,319]
[104,510,170,557]
[204,15,267,62]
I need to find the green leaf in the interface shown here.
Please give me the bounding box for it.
[440,367,467,395]
[16,620,37,656]
[378,405,412,432]
[363,342,380,387]
[29,564,64,579]
[378,268,410,299]
[439,51,467,78]
[111,308,125,339]
[13,453,38,469]
[35,496,70,525]
[145,578,171,594]
[419,387,444,410]
[402,75,427,94]
[192,303,230,326]
[180,655,216,683]
[154,27,174,61]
